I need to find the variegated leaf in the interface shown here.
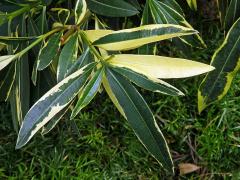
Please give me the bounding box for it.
[92,24,197,51]
[16,63,96,149]
[198,17,240,113]
[105,68,174,173]
[107,54,214,79]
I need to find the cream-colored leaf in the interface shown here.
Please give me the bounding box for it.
[107,54,215,79]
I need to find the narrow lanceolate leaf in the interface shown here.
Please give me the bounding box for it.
[186,0,197,11]
[37,32,62,70]
[93,24,197,51]
[224,0,240,30]
[71,67,104,119]
[10,16,30,126]
[108,54,215,79]
[57,33,78,82]
[149,0,205,48]
[198,17,240,113]
[75,0,87,24]
[16,63,96,149]
[105,68,174,173]
[0,36,36,44]
[86,0,139,17]
[111,67,184,96]
[0,55,17,71]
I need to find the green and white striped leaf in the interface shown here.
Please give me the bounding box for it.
[75,0,87,24]
[71,67,104,119]
[111,66,184,96]
[186,0,197,11]
[105,68,174,173]
[57,33,78,82]
[224,0,240,30]
[107,54,215,79]
[16,63,96,149]
[93,24,197,51]
[37,32,62,70]
[148,0,205,48]
[0,55,17,71]
[198,17,240,113]
[41,105,70,135]
[86,0,139,17]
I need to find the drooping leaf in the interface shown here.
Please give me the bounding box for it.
[105,68,174,173]
[0,55,17,71]
[57,33,78,82]
[37,32,62,70]
[10,15,30,128]
[71,67,104,119]
[198,17,240,113]
[111,66,184,96]
[93,24,197,51]
[86,0,139,17]
[148,0,205,48]
[108,54,214,79]
[224,0,240,30]
[75,0,87,24]
[16,63,96,149]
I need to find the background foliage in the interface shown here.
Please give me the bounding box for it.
[0,0,240,179]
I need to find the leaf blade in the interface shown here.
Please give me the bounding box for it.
[105,68,174,173]
[16,63,96,149]
[93,24,197,51]
[108,54,214,79]
[198,17,240,113]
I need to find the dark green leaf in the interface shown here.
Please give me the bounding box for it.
[105,68,174,173]
[57,33,78,82]
[111,67,183,96]
[86,0,139,17]
[198,17,240,113]
[37,32,62,70]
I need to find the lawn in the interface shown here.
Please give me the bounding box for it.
[1,17,240,179]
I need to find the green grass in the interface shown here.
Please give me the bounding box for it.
[1,18,240,179]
